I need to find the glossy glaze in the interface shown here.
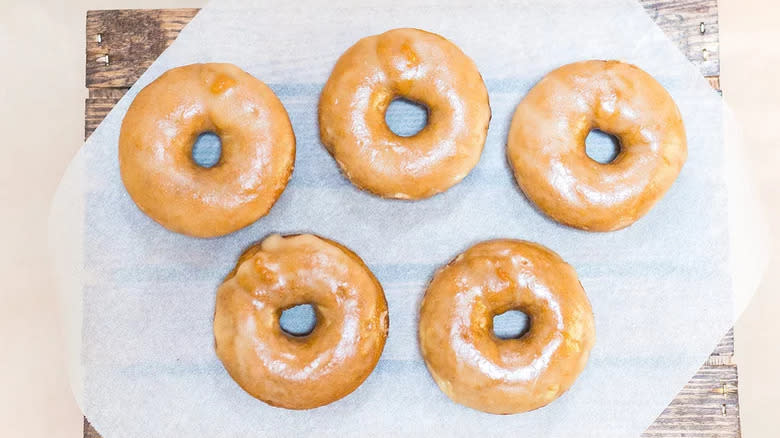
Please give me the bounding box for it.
[214,234,389,409]
[119,63,295,238]
[507,60,687,231]
[318,28,491,199]
[419,239,595,414]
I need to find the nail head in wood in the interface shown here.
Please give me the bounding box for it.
[96,33,103,44]
[700,22,705,34]
[96,54,109,65]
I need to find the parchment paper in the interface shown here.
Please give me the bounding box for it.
[48,0,770,436]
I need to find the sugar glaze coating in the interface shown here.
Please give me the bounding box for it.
[119,63,295,237]
[214,234,388,409]
[508,60,687,231]
[319,28,491,199]
[419,239,595,414]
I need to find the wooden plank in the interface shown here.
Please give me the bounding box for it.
[712,327,735,356]
[640,0,720,76]
[85,1,719,89]
[646,364,739,438]
[86,9,199,88]
[85,98,118,140]
[82,2,734,437]
[708,76,721,91]
[83,418,100,438]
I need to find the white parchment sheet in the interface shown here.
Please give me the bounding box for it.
[49,0,770,436]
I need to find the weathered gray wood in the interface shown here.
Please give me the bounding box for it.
[640,0,720,76]
[82,2,734,437]
[644,364,740,438]
[712,327,735,356]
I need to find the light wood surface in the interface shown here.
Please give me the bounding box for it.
[80,2,739,437]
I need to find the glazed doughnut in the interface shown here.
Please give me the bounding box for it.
[119,63,295,238]
[507,60,687,231]
[419,239,595,414]
[318,28,491,199]
[214,234,389,409]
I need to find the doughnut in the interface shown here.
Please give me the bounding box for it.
[318,28,491,199]
[418,239,595,414]
[214,234,389,409]
[119,63,295,238]
[507,60,687,231]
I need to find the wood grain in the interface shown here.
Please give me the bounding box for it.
[86,9,199,88]
[644,363,740,438]
[82,1,735,437]
[640,0,720,76]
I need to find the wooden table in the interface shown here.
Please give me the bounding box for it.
[82,2,737,436]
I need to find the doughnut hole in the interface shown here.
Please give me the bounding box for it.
[191,131,222,168]
[384,97,429,137]
[279,303,318,337]
[492,309,531,340]
[585,129,621,164]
